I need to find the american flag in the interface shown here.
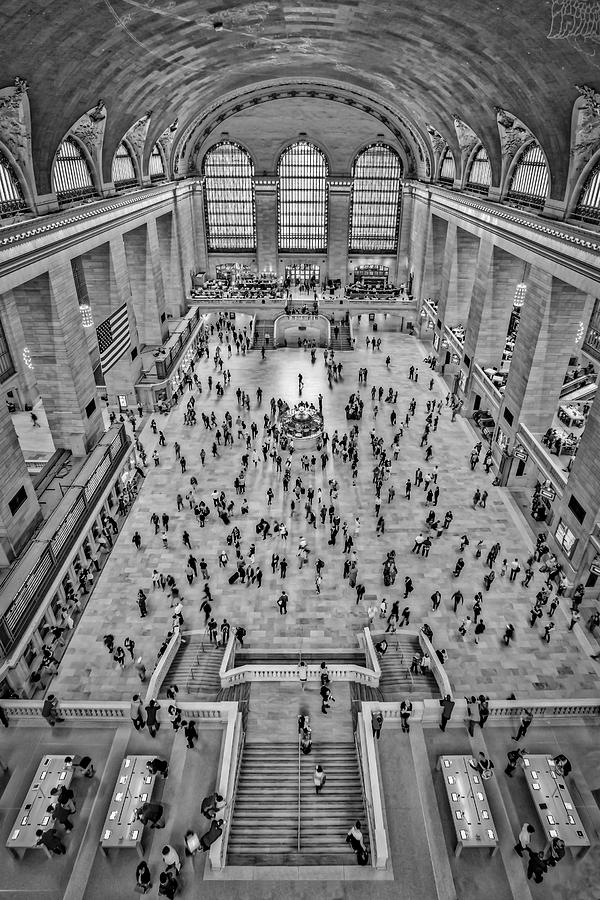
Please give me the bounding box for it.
[96,304,131,374]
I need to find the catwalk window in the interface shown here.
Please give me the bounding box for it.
[202,142,256,251]
[465,145,491,195]
[149,144,166,181]
[506,142,549,210]
[349,144,403,253]
[112,142,138,188]
[278,141,328,252]
[0,150,27,218]
[572,158,600,225]
[51,138,97,204]
[0,317,15,382]
[439,148,456,184]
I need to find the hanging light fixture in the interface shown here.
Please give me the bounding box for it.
[23,346,33,369]
[513,282,527,308]
[79,304,94,328]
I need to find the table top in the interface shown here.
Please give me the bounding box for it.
[100,755,156,849]
[522,754,589,848]
[6,755,73,849]
[438,755,498,849]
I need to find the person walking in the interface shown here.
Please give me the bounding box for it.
[277,591,288,615]
[371,709,383,740]
[400,700,412,733]
[439,694,455,731]
[183,719,198,749]
[320,684,335,714]
[512,709,533,741]
[130,694,145,731]
[509,558,521,582]
[314,764,326,794]
[145,699,161,738]
[514,822,536,856]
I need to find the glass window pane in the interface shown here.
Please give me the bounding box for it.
[349,144,402,253]
[278,142,328,252]
[466,146,491,194]
[439,148,456,183]
[149,144,166,180]
[52,138,96,203]
[112,142,137,185]
[0,150,26,218]
[573,159,600,225]
[202,142,256,251]
[507,143,549,209]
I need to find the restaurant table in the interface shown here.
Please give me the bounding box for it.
[6,755,73,858]
[100,755,155,857]
[558,405,585,428]
[437,755,498,857]
[522,754,590,857]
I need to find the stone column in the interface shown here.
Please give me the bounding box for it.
[407,190,430,300]
[454,228,479,322]
[174,187,201,295]
[254,180,278,275]
[156,211,185,318]
[0,399,41,564]
[435,221,457,330]
[500,272,588,440]
[550,390,600,575]
[396,187,413,287]
[327,180,351,287]
[477,248,524,369]
[15,262,104,455]
[0,289,38,408]
[122,222,168,347]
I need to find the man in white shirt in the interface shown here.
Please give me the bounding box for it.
[514,823,535,856]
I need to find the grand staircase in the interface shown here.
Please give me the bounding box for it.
[376,633,439,701]
[328,321,353,350]
[159,635,223,700]
[253,318,275,349]
[227,740,368,866]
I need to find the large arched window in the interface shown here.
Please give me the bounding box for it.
[52,137,97,204]
[0,150,27,218]
[572,158,600,226]
[278,141,328,252]
[149,143,166,181]
[439,147,456,184]
[112,142,138,188]
[202,142,256,251]
[349,144,403,253]
[465,145,491,195]
[506,142,549,210]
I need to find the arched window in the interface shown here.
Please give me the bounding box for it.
[112,142,138,188]
[466,145,491,195]
[349,144,403,252]
[0,150,27,219]
[202,142,256,251]
[149,144,166,181]
[278,141,328,252]
[506,142,549,210]
[572,158,600,225]
[52,137,97,204]
[439,148,456,184]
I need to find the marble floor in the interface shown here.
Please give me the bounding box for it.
[50,321,598,703]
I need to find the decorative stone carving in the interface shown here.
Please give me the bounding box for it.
[70,100,107,164]
[494,107,531,161]
[426,124,446,155]
[452,116,479,157]
[124,111,152,157]
[569,85,600,192]
[0,77,33,179]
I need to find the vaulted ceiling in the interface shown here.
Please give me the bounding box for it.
[0,0,597,196]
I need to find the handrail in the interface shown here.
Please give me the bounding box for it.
[418,628,452,698]
[208,708,244,871]
[517,423,567,492]
[354,707,389,869]
[0,424,131,661]
[144,627,181,704]
[297,730,302,852]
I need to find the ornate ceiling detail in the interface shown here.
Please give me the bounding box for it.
[124,111,152,157]
[425,124,446,156]
[452,115,480,157]
[0,77,32,177]
[570,85,600,194]
[495,107,531,161]
[69,100,107,164]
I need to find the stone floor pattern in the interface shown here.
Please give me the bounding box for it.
[51,321,599,702]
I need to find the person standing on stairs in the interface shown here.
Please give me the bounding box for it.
[314,764,326,794]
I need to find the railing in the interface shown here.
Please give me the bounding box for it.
[144,628,182,703]
[418,628,452,698]
[154,306,206,379]
[297,730,302,852]
[517,424,567,493]
[208,706,244,871]
[355,706,389,869]
[362,627,382,681]
[0,425,130,659]
[559,373,595,399]
[373,697,600,723]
